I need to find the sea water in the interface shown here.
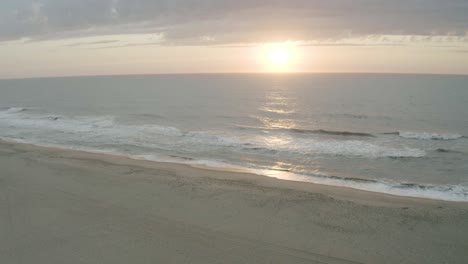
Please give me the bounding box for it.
[1,73,467,201]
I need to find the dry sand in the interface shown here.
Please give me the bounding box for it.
[1,140,467,264]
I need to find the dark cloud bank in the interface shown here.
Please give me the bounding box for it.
[1,0,467,44]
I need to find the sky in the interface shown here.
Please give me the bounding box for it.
[1,0,468,78]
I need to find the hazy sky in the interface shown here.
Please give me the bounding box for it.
[1,0,467,78]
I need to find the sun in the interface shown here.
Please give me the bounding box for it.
[269,47,290,66]
[258,42,298,72]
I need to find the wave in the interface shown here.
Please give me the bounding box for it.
[236,125,375,137]
[306,173,378,183]
[235,125,267,131]
[0,108,457,201]
[341,114,368,119]
[238,126,464,142]
[327,113,392,120]
[259,107,296,115]
[133,113,166,120]
[1,107,28,114]
[388,131,464,140]
[0,110,426,159]
[217,115,265,125]
[290,129,375,137]
[1,137,465,202]
[334,177,467,201]
[181,128,424,158]
[310,175,468,202]
[0,112,184,150]
[382,132,399,135]
[253,139,424,158]
[258,169,468,202]
[334,113,369,119]
[435,148,464,154]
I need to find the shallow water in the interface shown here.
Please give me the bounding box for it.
[1,73,467,201]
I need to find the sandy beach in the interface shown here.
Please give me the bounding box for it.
[1,139,467,264]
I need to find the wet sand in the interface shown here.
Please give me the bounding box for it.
[1,140,467,264]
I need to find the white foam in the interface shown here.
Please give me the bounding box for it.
[185,131,243,147]
[182,131,426,158]
[0,112,182,139]
[294,138,426,158]
[319,178,468,202]
[255,168,468,202]
[247,135,426,158]
[136,124,184,137]
[0,107,26,117]
[5,107,26,114]
[1,136,465,202]
[0,109,427,160]
[399,131,463,140]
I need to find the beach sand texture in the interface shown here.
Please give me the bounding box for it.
[1,140,468,264]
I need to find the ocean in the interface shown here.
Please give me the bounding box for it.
[1,73,467,201]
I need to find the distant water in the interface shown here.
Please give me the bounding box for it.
[1,74,467,201]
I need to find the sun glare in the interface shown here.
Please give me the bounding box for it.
[258,42,298,72]
[269,47,290,66]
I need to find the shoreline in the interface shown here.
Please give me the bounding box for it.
[1,138,467,204]
[2,139,468,263]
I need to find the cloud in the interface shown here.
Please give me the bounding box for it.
[63,39,120,47]
[0,0,467,44]
[300,43,406,47]
[92,42,162,49]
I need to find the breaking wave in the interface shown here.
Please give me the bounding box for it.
[396,131,463,140]
[1,107,467,202]
[0,108,425,159]
[1,107,28,114]
[273,171,468,202]
[4,136,465,202]
[290,129,375,137]
[435,148,464,154]
[242,138,425,158]
[236,125,375,137]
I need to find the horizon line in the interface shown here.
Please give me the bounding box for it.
[1,71,468,81]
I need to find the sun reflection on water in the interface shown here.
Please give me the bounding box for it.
[259,86,298,130]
